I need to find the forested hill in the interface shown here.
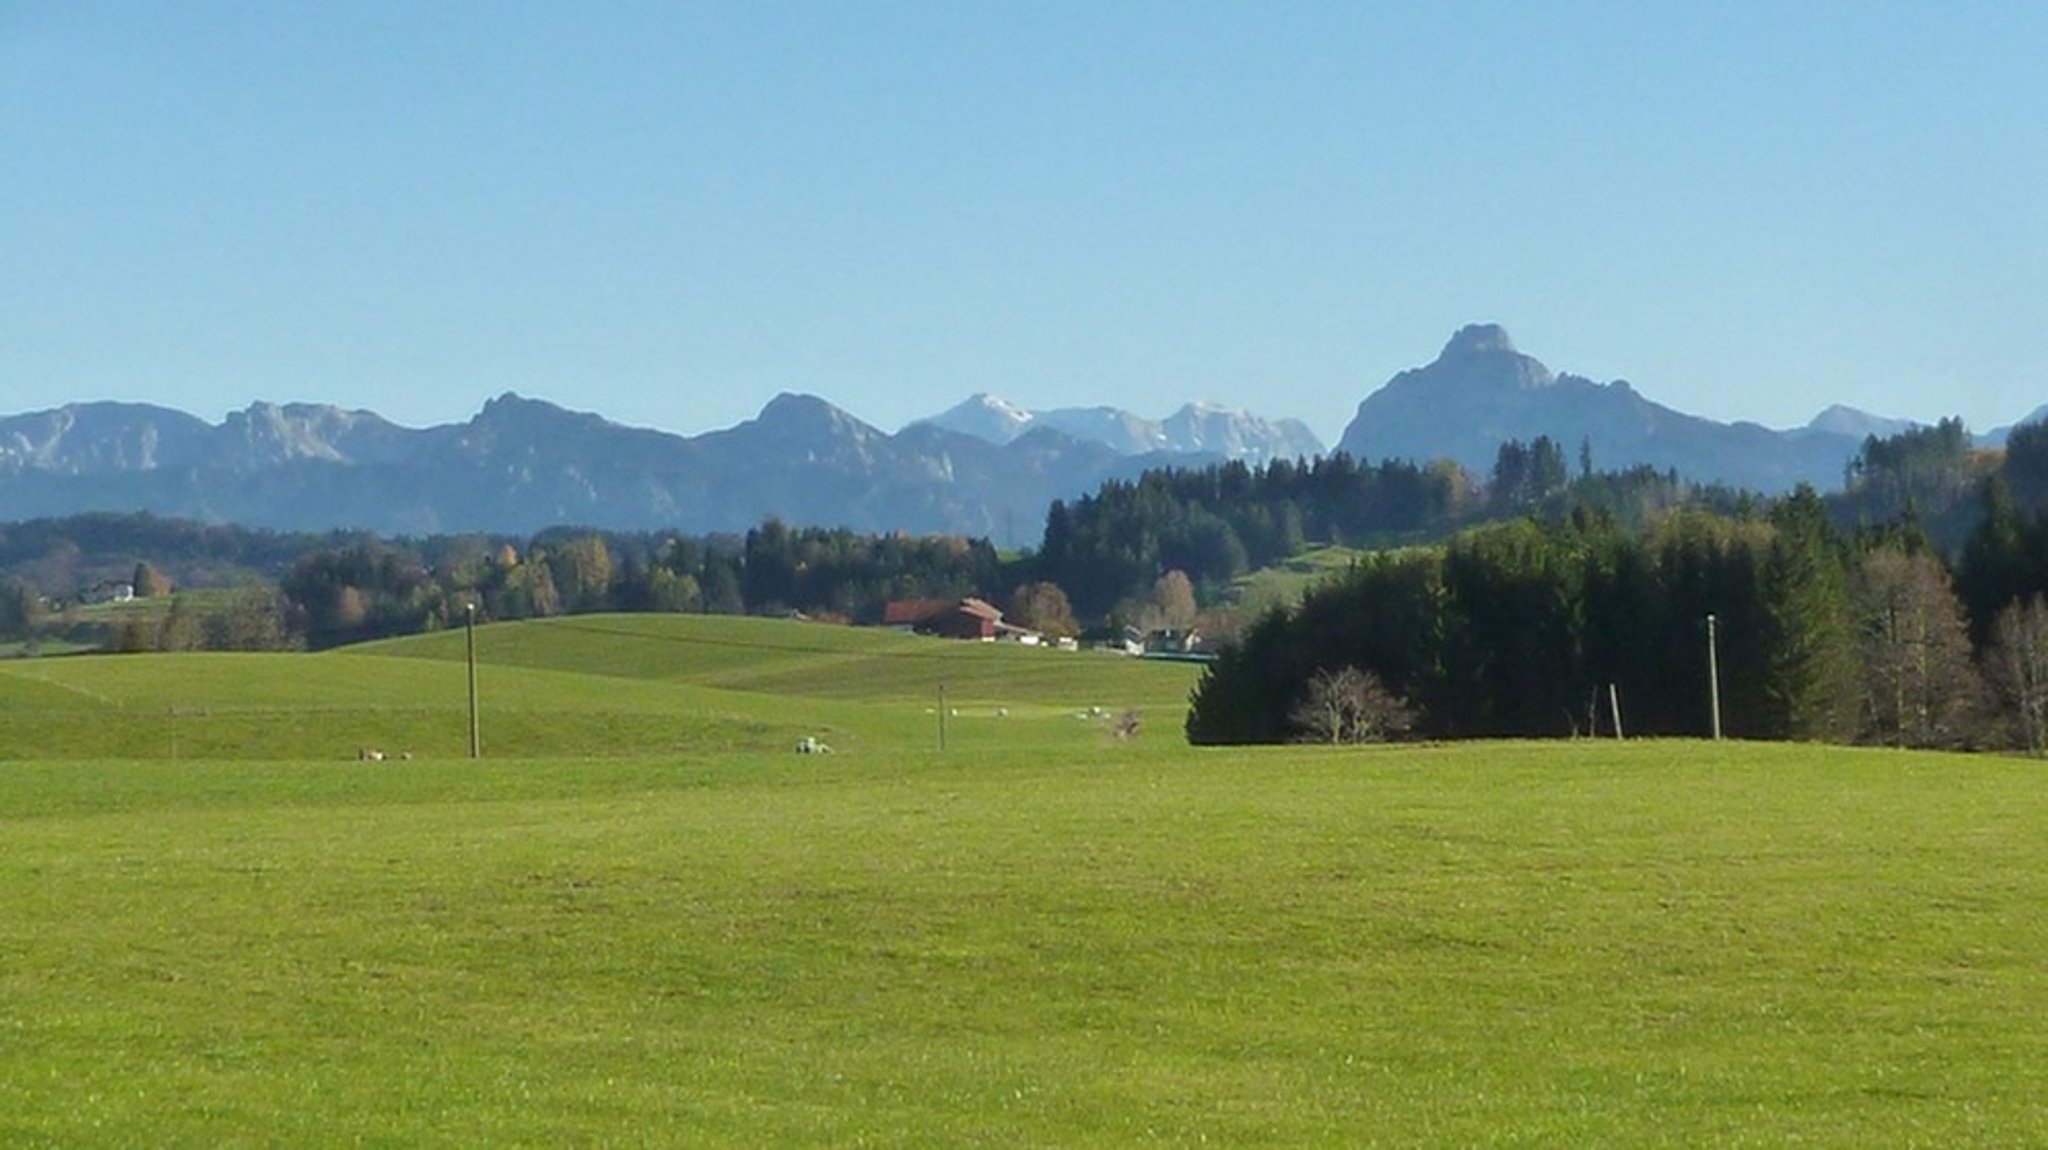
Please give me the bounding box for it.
[1179,421,2048,753]
[1031,416,2029,622]
[1183,479,2048,755]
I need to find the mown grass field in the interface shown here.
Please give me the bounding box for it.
[0,614,1201,760]
[4,617,2047,1144]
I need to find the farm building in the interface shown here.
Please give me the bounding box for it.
[881,597,1039,643]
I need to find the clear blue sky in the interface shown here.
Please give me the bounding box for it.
[4,3,2044,442]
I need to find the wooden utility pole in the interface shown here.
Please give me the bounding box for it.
[1706,613,1723,741]
[466,602,481,759]
[1608,683,1624,741]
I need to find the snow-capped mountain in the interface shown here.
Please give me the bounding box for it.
[910,395,1323,462]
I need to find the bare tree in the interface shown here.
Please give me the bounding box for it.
[1008,581,1080,638]
[1289,666,1416,744]
[1850,547,1983,748]
[1985,595,2048,756]
[1138,570,1200,634]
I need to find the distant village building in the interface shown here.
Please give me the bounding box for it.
[81,580,135,605]
[1110,625,1213,661]
[1145,627,1204,655]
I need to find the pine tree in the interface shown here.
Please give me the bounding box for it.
[1758,487,1858,740]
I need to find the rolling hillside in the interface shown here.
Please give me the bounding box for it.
[12,619,2043,1142]
[0,614,1201,760]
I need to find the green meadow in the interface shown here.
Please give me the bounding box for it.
[4,616,2048,1144]
[0,614,1199,761]
[1225,544,1375,617]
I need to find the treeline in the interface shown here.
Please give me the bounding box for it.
[279,522,1008,649]
[0,514,1017,652]
[1036,440,1749,619]
[1039,420,2044,626]
[0,511,360,596]
[0,517,1087,655]
[1832,417,1996,547]
[1188,478,2048,753]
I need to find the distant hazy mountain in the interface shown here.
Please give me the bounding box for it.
[1161,402,1325,461]
[912,394,1323,462]
[1804,404,1921,441]
[917,394,1036,444]
[0,401,434,476]
[7,338,2037,538]
[0,393,1202,542]
[0,401,215,473]
[1983,404,2048,447]
[1336,325,1873,493]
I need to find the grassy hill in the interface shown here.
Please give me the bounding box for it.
[0,613,1202,760]
[1223,544,1375,616]
[9,617,2048,1142]
[5,740,2048,1143]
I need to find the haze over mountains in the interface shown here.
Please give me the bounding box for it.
[2,325,2037,539]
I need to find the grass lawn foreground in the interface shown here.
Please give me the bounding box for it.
[3,617,2047,1144]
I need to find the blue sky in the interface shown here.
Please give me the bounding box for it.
[4,3,2044,443]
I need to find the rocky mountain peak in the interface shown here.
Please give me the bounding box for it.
[741,394,890,460]
[471,392,618,436]
[758,391,861,429]
[1160,401,1324,461]
[1379,324,1555,395]
[478,391,559,420]
[1339,324,1876,492]
[0,401,212,474]
[907,393,1036,444]
[966,392,1032,421]
[1440,323,1518,360]
[219,402,349,465]
[1805,404,1919,440]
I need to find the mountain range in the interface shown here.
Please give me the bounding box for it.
[3,325,2037,539]
[911,395,1324,461]
[0,393,1223,543]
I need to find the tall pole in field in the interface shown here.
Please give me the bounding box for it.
[1706,612,1723,741]
[466,602,481,759]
